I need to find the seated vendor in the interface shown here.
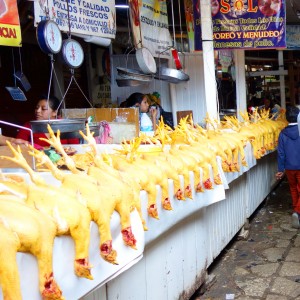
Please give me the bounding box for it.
[260,98,281,119]
[16,94,79,149]
[123,92,158,131]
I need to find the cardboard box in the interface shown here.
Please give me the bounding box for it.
[61,108,140,143]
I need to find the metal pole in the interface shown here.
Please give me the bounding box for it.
[200,0,218,120]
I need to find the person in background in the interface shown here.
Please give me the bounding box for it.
[123,92,158,131]
[260,97,281,119]
[295,82,300,106]
[16,94,78,149]
[0,134,28,146]
[275,106,300,229]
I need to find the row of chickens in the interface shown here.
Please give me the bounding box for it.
[0,108,287,300]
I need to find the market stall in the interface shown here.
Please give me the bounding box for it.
[0,115,280,299]
[0,2,289,300]
[81,144,277,300]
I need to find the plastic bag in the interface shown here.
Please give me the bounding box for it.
[95,121,113,144]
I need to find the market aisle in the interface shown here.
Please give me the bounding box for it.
[190,178,300,300]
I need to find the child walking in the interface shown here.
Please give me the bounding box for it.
[276,106,300,229]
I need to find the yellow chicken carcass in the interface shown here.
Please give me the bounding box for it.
[0,222,22,300]
[171,118,222,183]
[117,137,186,204]
[0,143,93,280]
[87,136,161,219]
[160,119,197,196]
[157,149,193,200]
[163,149,193,198]
[139,117,199,196]
[194,126,233,174]
[236,109,287,160]
[178,143,222,190]
[219,132,248,168]
[240,122,265,159]
[152,118,173,150]
[107,153,160,218]
[88,165,147,228]
[0,181,93,281]
[238,110,273,159]
[204,116,243,172]
[170,143,217,192]
[258,119,275,151]
[141,153,185,201]
[192,141,223,186]
[31,148,136,264]
[258,117,286,151]
[239,109,264,159]
[79,128,147,230]
[0,197,63,300]
[255,109,281,154]
[171,123,221,188]
[206,131,241,172]
[116,138,175,210]
[34,127,138,263]
[132,154,173,211]
[111,137,171,212]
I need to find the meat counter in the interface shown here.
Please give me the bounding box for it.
[0,169,144,300]
[0,142,276,300]
[80,143,277,300]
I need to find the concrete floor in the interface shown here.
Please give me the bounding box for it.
[190,178,300,300]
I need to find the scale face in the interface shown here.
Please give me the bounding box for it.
[37,20,62,54]
[61,39,84,68]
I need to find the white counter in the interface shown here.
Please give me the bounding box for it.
[0,142,277,300]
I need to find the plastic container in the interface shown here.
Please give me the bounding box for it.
[140,113,153,132]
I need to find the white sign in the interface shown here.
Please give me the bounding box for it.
[129,0,172,59]
[34,0,116,39]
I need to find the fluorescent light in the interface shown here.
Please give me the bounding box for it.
[115,4,129,9]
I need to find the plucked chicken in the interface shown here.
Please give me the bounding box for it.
[34,126,138,263]
[141,153,185,201]
[0,197,63,300]
[107,153,160,218]
[80,128,147,230]
[0,143,93,280]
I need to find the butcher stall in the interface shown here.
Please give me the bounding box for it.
[0,114,283,300]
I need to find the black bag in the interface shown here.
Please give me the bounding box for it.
[158,105,174,129]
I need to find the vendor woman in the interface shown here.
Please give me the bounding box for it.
[123,92,158,131]
[16,94,79,149]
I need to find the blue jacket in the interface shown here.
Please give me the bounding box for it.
[277,124,300,172]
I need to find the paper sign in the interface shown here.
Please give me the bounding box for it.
[129,0,172,59]
[34,0,116,39]
[0,0,21,46]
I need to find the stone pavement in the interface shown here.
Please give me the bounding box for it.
[190,178,300,300]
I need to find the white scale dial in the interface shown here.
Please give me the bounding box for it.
[44,21,62,53]
[37,20,62,54]
[61,39,84,68]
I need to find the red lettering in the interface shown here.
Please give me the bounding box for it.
[220,0,230,13]
[0,27,17,38]
[247,0,258,12]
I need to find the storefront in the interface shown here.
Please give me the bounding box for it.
[0,0,298,299]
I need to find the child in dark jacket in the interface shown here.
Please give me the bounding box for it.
[276,106,300,229]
